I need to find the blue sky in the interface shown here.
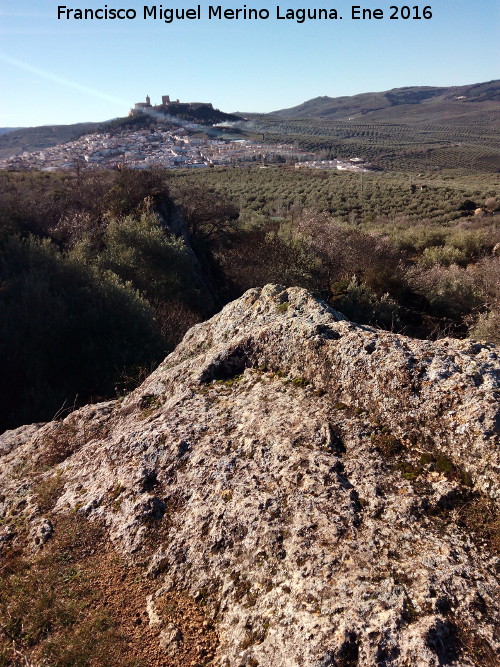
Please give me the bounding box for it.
[0,0,498,126]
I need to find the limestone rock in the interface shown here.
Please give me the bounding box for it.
[30,517,54,549]
[0,422,45,456]
[1,285,498,665]
[159,623,183,656]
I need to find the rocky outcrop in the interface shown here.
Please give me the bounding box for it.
[1,285,498,666]
[155,197,222,314]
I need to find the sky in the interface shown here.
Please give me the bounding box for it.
[0,0,498,127]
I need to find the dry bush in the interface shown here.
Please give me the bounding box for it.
[103,166,169,218]
[484,196,498,212]
[296,209,406,295]
[407,264,484,320]
[466,255,500,344]
[472,255,500,304]
[469,310,500,345]
[170,181,239,245]
[153,298,203,349]
[36,422,79,468]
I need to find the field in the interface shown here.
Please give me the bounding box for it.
[243,117,500,172]
[170,167,499,226]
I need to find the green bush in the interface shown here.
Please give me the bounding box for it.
[390,225,449,254]
[418,245,466,267]
[0,234,164,431]
[331,277,403,330]
[448,229,491,260]
[95,210,195,305]
[408,264,483,320]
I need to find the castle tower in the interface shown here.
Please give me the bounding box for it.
[146,95,151,106]
[162,95,171,106]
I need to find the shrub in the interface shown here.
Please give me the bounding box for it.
[296,210,406,295]
[215,224,316,298]
[0,234,164,431]
[332,277,403,330]
[484,196,498,212]
[473,255,500,304]
[418,245,466,268]
[96,209,195,305]
[468,310,500,345]
[170,181,239,245]
[103,167,169,218]
[448,229,491,261]
[408,264,483,320]
[389,225,449,254]
[464,256,499,344]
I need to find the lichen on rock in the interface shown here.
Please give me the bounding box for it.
[1,285,498,665]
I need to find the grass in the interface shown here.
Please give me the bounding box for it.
[0,513,208,666]
[138,393,163,420]
[375,437,499,556]
[393,451,475,488]
[370,432,403,457]
[290,377,309,387]
[139,394,162,410]
[0,516,135,666]
[455,624,499,667]
[109,483,126,511]
[37,422,79,468]
[456,495,499,555]
[215,374,243,388]
[33,470,66,513]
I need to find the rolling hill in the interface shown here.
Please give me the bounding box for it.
[269,80,500,123]
[0,122,102,159]
[0,128,23,136]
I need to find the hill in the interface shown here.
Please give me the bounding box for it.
[0,121,102,159]
[0,106,243,160]
[0,285,498,665]
[270,80,500,123]
[135,103,242,126]
[0,128,23,136]
[245,81,500,172]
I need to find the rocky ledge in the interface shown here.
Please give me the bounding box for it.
[1,285,499,666]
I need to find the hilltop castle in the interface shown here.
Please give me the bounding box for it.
[131,94,214,115]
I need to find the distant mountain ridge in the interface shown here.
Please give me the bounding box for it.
[1,81,498,162]
[269,80,500,122]
[0,128,23,136]
[0,122,102,159]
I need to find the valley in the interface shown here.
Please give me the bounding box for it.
[0,79,499,667]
